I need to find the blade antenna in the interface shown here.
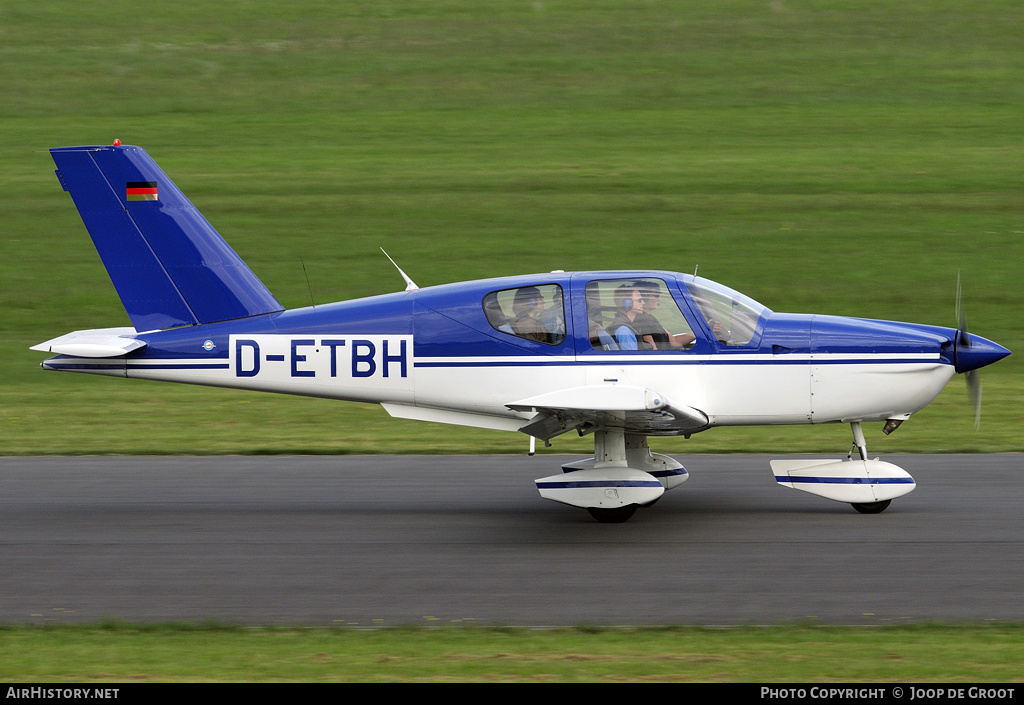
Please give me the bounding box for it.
[300,256,316,310]
[381,248,419,291]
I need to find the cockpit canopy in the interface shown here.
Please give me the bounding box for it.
[474,272,771,353]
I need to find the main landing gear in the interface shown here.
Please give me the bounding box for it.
[587,505,639,524]
[534,429,688,523]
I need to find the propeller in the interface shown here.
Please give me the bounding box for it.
[955,273,983,430]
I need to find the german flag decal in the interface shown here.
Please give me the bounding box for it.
[126,181,158,201]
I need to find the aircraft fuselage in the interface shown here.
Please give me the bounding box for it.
[42,270,973,436]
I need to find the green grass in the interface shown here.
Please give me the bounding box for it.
[2,2,1023,458]
[2,0,1023,681]
[1,624,1022,682]
[3,0,1022,455]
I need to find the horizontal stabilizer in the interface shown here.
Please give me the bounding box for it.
[50,144,283,331]
[31,327,145,358]
[771,458,916,503]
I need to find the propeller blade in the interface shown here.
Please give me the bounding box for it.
[954,274,1002,429]
[956,272,970,348]
[956,272,978,428]
[952,273,1009,429]
[966,369,981,430]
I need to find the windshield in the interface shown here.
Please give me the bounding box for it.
[684,277,769,346]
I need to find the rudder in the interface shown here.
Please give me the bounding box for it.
[51,144,283,332]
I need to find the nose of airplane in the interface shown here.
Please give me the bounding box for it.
[955,331,1011,374]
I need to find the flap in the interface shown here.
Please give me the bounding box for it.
[507,384,668,413]
[381,403,525,433]
[510,385,709,440]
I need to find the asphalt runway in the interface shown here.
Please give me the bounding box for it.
[1,454,1021,626]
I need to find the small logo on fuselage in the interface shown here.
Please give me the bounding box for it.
[202,340,216,351]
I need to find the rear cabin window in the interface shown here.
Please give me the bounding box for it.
[586,278,695,351]
[483,284,565,345]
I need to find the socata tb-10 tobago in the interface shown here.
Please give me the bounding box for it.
[33,143,1010,522]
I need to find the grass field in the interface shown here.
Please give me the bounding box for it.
[1,624,1023,682]
[1,0,1022,682]
[2,0,1021,456]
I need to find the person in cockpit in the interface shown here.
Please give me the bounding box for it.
[537,286,564,339]
[633,280,697,350]
[510,286,552,344]
[608,284,649,350]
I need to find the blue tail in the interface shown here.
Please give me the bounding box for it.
[51,144,283,332]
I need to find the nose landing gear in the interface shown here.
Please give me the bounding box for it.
[770,421,915,513]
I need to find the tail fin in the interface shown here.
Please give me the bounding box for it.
[50,144,283,332]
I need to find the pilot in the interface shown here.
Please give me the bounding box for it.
[608,284,649,350]
[633,280,697,350]
[510,286,552,343]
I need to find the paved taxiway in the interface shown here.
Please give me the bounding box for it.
[1,454,1021,626]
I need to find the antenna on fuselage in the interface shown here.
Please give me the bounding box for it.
[693,264,699,277]
[300,256,316,310]
[380,248,419,292]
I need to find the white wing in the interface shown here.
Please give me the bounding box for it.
[507,384,709,440]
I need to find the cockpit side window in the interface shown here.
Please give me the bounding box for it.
[586,278,696,351]
[483,284,565,345]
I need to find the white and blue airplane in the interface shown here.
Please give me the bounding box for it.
[34,143,1010,522]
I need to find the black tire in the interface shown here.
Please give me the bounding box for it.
[587,505,638,523]
[851,500,891,514]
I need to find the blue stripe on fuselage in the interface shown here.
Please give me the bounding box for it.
[414,355,944,368]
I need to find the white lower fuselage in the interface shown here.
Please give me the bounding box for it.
[63,341,954,434]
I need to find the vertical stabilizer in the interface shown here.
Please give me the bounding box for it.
[50,144,283,331]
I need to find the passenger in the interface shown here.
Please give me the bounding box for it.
[510,286,551,343]
[537,287,565,342]
[586,287,609,348]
